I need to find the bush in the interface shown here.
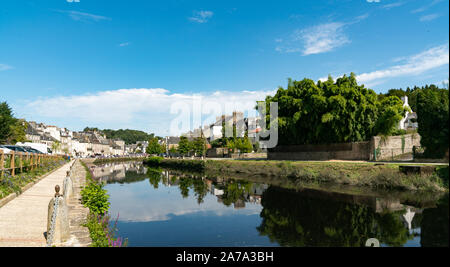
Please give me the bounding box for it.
[85,213,127,247]
[144,156,163,166]
[80,163,110,215]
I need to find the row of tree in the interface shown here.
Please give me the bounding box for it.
[0,101,27,145]
[146,136,208,157]
[83,127,156,145]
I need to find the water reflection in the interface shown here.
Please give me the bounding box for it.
[91,162,448,247]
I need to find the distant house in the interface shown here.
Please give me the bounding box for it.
[399,96,418,130]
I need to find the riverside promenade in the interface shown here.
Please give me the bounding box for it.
[0,161,73,247]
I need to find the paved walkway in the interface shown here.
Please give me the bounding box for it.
[0,161,72,247]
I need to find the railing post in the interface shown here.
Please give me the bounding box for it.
[20,153,23,173]
[0,149,4,178]
[26,152,30,171]
[11,151,15,176]
[46,185,70,246]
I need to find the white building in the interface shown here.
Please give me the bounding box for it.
[399,96,418,130]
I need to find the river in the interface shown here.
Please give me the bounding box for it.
[89,161,449,247]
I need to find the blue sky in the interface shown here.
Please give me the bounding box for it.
[0,0,448,136]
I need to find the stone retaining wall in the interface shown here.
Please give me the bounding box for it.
[60,160,91,247]
[268,134,421,161]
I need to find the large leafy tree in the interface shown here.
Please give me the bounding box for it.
[177,136,192,156]
[264,73,411,145]
[146,137,164,155]
[0,102,27,144]
[416,88,449,158]
[192,136,206,156]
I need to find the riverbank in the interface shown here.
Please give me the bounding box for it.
[144,158,449,192]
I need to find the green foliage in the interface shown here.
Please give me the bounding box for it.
[177,136,192,156]
[380,84,445,112]
[84,128,155,145]
[225,137,253,153]
[144,156,163,166]
[416,88,449,158]
[81,174,110,215]
[0,102,27,144]
[375,96,409,136]
[146,137,164,155]
[85,212,127,247]
[264,73,390,145]
[192,137,206,156]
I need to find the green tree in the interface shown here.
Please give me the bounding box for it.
[375,96,409,136]
[178,136,191,156]
[264,73,407,145]
[8,119,28,144]
[0,102,19,144]
[416,88,449,158]
[192,136,206,156]
[146,137,164,155]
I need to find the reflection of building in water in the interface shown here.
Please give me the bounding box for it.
[91,162,147,182]
[401,207,423,231]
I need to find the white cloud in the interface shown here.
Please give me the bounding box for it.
[419,13,440,21]
[411,0,444,13]
[357,43,449,83]
[276,15,368,56]
[382,2,404,9]
[367,0,381,2]
[320,43,449,86]
[56,10,111,22]
[21,88,275,136]
[119,42,130,47]
[188,10,214,23]
[277,22,350,55]
[0,64,13,71]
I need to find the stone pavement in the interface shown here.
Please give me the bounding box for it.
[0,161,72,247]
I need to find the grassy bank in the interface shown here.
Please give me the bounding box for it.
[144,157,449,192]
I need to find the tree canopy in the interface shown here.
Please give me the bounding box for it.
[83,127,155,145]
[146,137,164,155]
[264,73,408,145]
[416,87,449,158]
[0,102,27,144]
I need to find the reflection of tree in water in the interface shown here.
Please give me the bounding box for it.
[147,167,162,189]
[257,186,414,247]
[192,179,208,204]
[219,181,253,207]
[178,177,192,199]
[420,194,449,247]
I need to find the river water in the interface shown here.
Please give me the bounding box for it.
[90,161,449,247]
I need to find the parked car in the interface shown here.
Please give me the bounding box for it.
[0,145,13,154]
[1,145,28,153]
[21,146,44,154]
